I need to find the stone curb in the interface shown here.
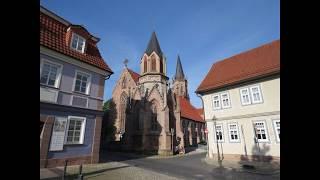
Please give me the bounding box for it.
[240,169,280,175]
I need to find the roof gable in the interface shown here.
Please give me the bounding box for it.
[127,68,140,84]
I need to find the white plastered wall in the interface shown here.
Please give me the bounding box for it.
[203,77,280,158]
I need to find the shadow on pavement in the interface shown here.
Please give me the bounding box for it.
[99,149,155,163]
[100,144,207,163]
[210,163,280,180]
[210,165,238,180]
[184,146,198,154]
[79,165,131,179]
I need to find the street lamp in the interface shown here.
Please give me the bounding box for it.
[204,127,209,157]
[171,128,175,154]
[119,130,123,141]
[213,116,222,165]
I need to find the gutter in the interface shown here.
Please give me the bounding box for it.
[105,74,111,80]
[196,92,209,157]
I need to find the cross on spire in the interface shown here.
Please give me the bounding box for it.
[123,58,129,68]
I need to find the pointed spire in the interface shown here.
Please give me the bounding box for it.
[145,31,162,57]
[175,55,185,80]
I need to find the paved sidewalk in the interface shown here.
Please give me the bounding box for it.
[40,161,181,180]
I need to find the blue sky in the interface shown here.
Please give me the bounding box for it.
[41,0,279,108]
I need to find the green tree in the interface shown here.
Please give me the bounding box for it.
[101,99,117,149]
[103,99,112,112]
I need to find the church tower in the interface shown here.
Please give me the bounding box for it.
[138,31,172,155]
[139,31,169,101]
[172,55,189,99]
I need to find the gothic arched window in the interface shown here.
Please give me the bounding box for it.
[151,101,158,131]
[144,58,147,73]
[119,93,127,132]
[160,59,163,73]
[121,77,126,89]
[151,56,156,72]
[183,121,189,146]
[191,122,197,145]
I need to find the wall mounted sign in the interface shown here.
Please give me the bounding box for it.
[49,117,67,151]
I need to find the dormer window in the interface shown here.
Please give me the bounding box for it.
[71,33,86,53]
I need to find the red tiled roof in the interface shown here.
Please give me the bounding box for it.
[179,96,204,123]
[127,68,140,83]
[40,9,113,73]
[196,40,280,93]
[196,108,204,116]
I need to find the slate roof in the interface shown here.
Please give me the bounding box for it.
[196,40,280,93]
[174,55,186,81]
[145,31,163,58]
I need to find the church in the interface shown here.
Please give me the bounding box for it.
[109,32,206,155]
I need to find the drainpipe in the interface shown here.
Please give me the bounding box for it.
[196,93,209,157]
[213,117,221,164]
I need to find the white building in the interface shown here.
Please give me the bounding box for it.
[196,40,280,163]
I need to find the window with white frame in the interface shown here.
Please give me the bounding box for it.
[253,121,269,142]
[213,95,221,110]
[74,71,91,94]
[40,60,62,88]
[65,116,86,144]
[228,123,240,142]
[215,124,224,142]
[71,33,86,53]
[273,120,280,142]
[250,85,263,104]
[221,92,231,108]
[240,88,251,105]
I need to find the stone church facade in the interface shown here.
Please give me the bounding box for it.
[110,32,205,155]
